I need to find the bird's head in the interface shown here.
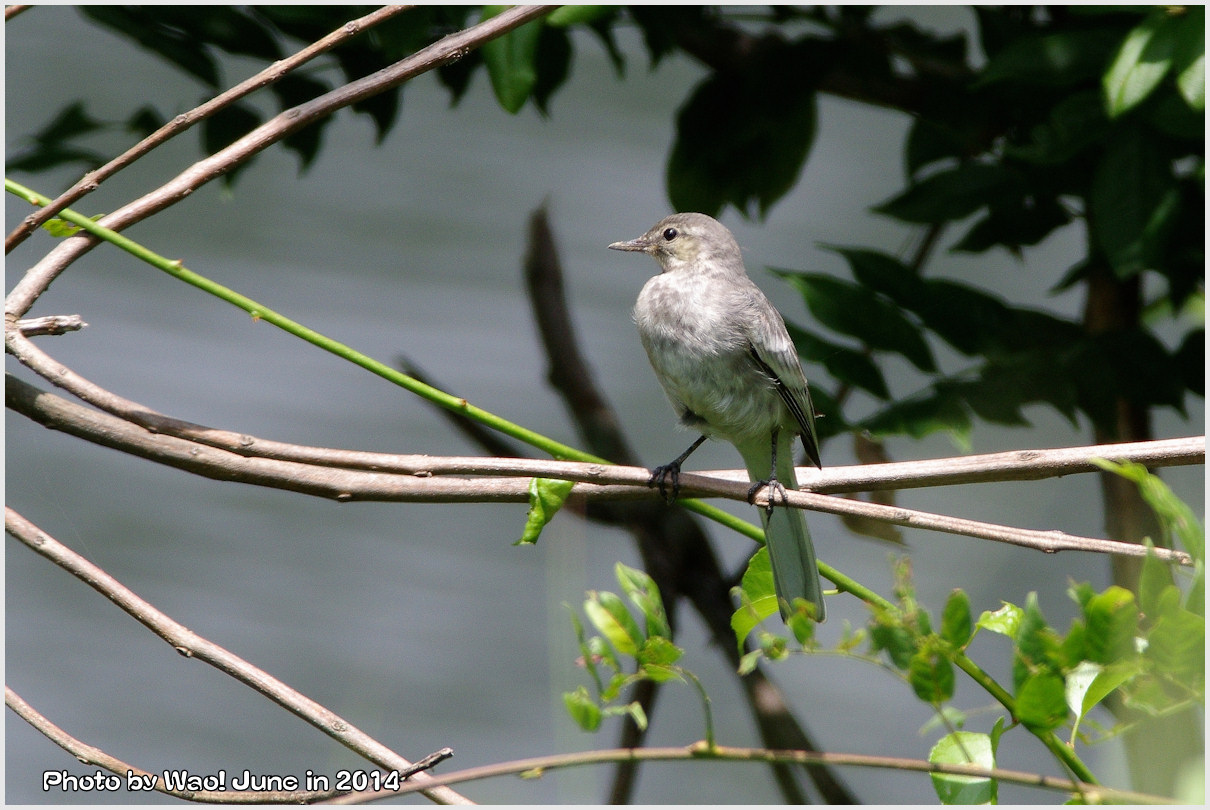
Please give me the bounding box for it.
[608,212,743,275]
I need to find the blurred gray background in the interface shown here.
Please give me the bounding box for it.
[6,6,1203,804]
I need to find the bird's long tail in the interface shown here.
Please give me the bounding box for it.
[737,432,825,622]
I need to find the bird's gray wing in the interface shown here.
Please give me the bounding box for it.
[746,306,822,469]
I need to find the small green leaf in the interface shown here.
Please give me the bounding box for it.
[731,547,778,651]
[516,477,575,545]
[639,635,683,667]
[870,618,917,671]
[737,649,763,676]
[1065,659,1103,725]
[941,590,973,648]
[1145,609,1205,682]
[909,646,955,704]
[480,6,542,114]
[1083,585,1139,664]
[584,591,643,657]
[615,562,671,638]
[1138,543,1176,619]
[1015,672,1069,731]
[545,5,614,27]
[41,214,105,238]
[1083,659,1141,716]
[563,686,601,731]
[929,731,996,805]
[976,602,1023,638]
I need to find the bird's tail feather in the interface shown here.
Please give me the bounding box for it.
[738,433,826,622]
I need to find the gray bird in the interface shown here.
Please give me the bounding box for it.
[609,212,825,622]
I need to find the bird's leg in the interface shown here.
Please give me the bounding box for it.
[649,434,707,503]
[746,428,789,516]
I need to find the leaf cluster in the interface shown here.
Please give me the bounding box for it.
[564,563,713,744]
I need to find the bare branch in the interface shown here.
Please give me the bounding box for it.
[8,372,1196,567]
[4,6,415,253]
[5,686,345,803]
[4,5,557,317]
[4,508,473,806]
[16,314,86,337]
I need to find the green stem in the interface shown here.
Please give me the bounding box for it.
[6,178,881,608]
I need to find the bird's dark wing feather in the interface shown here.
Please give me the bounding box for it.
[747,343,822,469]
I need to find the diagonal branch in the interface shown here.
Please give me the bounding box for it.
[5,5,557,318]
[4,5,415,253]
[4,508,473,806]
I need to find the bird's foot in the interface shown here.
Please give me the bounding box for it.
[648,461,683,503]
[747,475,790,516]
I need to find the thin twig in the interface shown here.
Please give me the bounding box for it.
[6,375,1197,566]
[4,508,472,806]
[327,743,1175,805]
[5,686,348,803]
[16,314,86,336]
[4,6,415,253]
[5,5,557,317]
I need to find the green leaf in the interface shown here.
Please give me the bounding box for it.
[1089,124,1180,277]
[1103,10,1179,117]
[516,477,575,545]
[858,387,971,447]
[667,43,818,218]
[545,5,614,27]
[737,649,763,676]
[1145,609,1205,683]
[1013,593,1061,691]
[42,214,105,239]
[480,6,542,114]
[563,686,602,731]
[979,27,1124,88]
[584,591,643,657]
[1065,660,1103,724]
[929,731,996,805]
[870,617,917,671]
[873,163,1012,224]
[1084,583,1137,668]
[638,635,682,668]
[909,646,955,704]
[941,590,973,648]
[784,322,890,400]
[775,271,936,372]
[1083,659,1141,715]
[976,602,1023,638]
[731,547,778,651]
[1171,7,1205,110]
[615,563,672,639]
[1015,672,1069,731]
[1092,459,1204,560]
[1138,544,1176,619]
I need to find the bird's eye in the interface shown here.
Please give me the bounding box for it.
[662,227,678,241]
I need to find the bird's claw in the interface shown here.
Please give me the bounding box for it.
[747,476,789,515]
[648,462,682,503]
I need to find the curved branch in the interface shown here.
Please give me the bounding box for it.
[4,509,472,806]
[7,374,1196,567]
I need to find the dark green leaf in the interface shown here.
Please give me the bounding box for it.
[1015,672,1069,731]
[126,106,166,139]
[1090,124,1180,277]
[905,118,968,178]
[909,646,955,703]
[480,7,542,113]
[81,6,221,87]
[269,73,333,171]
[873,163,1013,224]
[532,25,572,116]
[953,195,1071,254]
[201,103,263,186]
[1138,547,1176,620]
[858,388,971,446]
[1171,6,1205,110]
[1083,586,1139,664]
[668,42,818,218]
[978,27,1124,88]
[869,617,916,670]
[784,322,890,400]
[1004,91,1109,165]
[941,590,973,648]
[775,271,936,372]
[1013,593,1061,691]
[1176,328,1204,397]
